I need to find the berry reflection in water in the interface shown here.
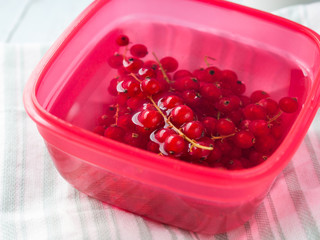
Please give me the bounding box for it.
[93,34,300,170]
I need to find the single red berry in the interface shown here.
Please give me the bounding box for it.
[147,141,160,153]
[126,96,146,111]
[243,103,267,120]
[161,95,183,109]
[182,90,202,107]
[154,128,176,143]
[104,125,125,141]
[249,120,270,136]
[254,134,277,153]
[199,83,221,101]
[193,68,209,82]
[172,76,199,91]
[120,78,141,97]
[124,132,145,147]
[279,97,299,113]
[220,69,238,87]
[141,78,161,95]
[239,95,251,107]
[250,90,270,103]
[144,60,158,70]
[141,102,157,111]
[98,114,114,127]
[117,66,129,77]
[116,93,128,106]
[258,98,279,116]
[130,44,148,58]
[173,69,193,80]
[227,109,243,126]
[225,159,244,170]
[233,130,255,149]
[160,56,179,72]
[204,66,222,82]
[108,77,120,96]
[201,116,217,136]
[123,57,144,73]
[216,118,236,135]
[182,121,205,139]
[138,67,156,79]
[207,145,222,163]
[239,119,251,130]
[117,114,135,130]
[93,125,105,135]
[270,123,284,139]
[216,96,240,113]
[215,139,233,155]
[137,109,163,129]
[248,150,268,167]
[155,71,171,91]
[170,105,194,126]
[116,35,129,46]
[232,81,246,95]
[188,137,213,160]
[163,134,186,157]
[108,54,123,69]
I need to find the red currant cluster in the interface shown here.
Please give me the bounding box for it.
[93,34,299,170]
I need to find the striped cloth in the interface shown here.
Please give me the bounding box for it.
[1,3,320,240]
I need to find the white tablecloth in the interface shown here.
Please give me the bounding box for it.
[1,1,320,239]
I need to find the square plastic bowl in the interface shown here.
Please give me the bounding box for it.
[23,0,320,234]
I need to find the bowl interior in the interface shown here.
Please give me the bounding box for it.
[34,0,320,151]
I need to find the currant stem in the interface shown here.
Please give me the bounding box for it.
[268,111,283,123]
[147,97,213,151]
[211,133,236,140]
[152,52,171,84]
[115,103,120,125]
[204,56,216,67]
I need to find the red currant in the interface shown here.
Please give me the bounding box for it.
[258,98,279,116]
[163,134,186,157]
[201,117,217,136]
[172,76,199,91]
[170,105,194,126]
[250,90,270,103]
[249,120,270,136]
[104,125,125,141]
[173,69,193,80]
[233,130,255,149]
[154,128,176,143]
[130,44,148,58]
[161,95,183,109]
[279,97,299,113]
[199,83,221,101]
[216,118,235,135]
[123,57,144,73]
[254,134,276,153]
[116,35,129,46]
[141,78,161,95]
[137,109,164,129]
[182,90,202,107]
[189,137,213,160]
[182,121,205,139]
[120,78,141,97]
[108,54,123,69]
[160,56,179,72]
[243,104,267,120]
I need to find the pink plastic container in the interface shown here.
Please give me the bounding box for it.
[23,0,320,234]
